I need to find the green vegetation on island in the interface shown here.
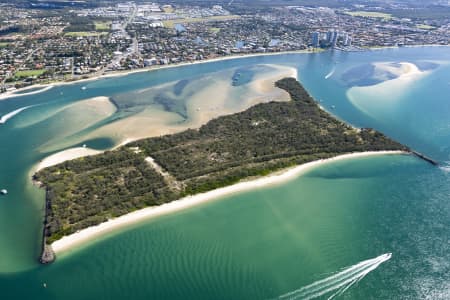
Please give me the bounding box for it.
[34,78,408,244]
[345,11,393,20]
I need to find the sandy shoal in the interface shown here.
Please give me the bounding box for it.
[31,64,297,175]
[75,64,298,147]
[0,85,54,101]
[373,61,422,78]
[51,150,407,254]
[35,147,102,173]
[347,61,430,117]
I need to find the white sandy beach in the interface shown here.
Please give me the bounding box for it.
[0,85,54,101]
[51,150,407,254]
[35,147,102,172]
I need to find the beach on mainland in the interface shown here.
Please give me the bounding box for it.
[0,49,317,101]
[2,44,449,102]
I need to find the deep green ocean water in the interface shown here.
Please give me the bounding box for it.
[1,47,450,299]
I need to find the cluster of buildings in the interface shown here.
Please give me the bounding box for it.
[176,5,231,18]
[311,30,352,48]
[0,1,449,92]
[263,6,449,49]
[124,16,309,69]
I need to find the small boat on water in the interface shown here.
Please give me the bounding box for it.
[0,189,7,195]
[81,86,87,90]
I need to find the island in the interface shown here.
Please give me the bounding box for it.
[34,77,409,263]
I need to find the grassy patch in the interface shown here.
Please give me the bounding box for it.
[346,11,393,20]
[94,21,111,31]
[14,69,46,78]
[416,24,436,30]
[65,31,107,37]
[163,15,240,28]
[209,27,221,33]
[0,42,9,48]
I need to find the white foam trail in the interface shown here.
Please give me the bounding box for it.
[439,164,450,173]
[325,67,336,79]
[0,105,34,124]
[278,253,392,300]
[0,85,53,100]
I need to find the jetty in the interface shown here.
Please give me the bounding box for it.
[39,186,55,264]
[40,244,55,264]
[411,151,439,166]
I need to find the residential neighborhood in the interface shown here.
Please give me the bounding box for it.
[0,1,449,92]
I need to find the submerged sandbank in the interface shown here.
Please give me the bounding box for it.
[42,64,296,153]
[347,61,431,118]
[33,96,117,153]
[51,150,407,254]
[31,64,296,187]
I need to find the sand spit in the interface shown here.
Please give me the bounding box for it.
[0,85,54,101]
[35,147,102,173]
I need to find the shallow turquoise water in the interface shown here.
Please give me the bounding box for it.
[1,47,450,299]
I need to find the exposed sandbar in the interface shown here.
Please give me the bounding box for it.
[35,147,102,173]
[347,61,431,117]
[35,96,117,152]
[76,64,298,147]
[0,85,54,101]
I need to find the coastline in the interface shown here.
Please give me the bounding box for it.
[34,147,103,173]
[50,150,407,255]
[0,85,54,101]
[1,44,449,101]
[0,49,318,100]
[366,44,450,52]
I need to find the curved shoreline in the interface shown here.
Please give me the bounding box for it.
[1,45,449,101]
[0,85,54,101]
[35,147,103,173]
[0,49,316,101]
[31,65,298,171]
[51,150,407,255]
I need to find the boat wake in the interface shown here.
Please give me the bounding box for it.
[0,105,34,124]
[277,253,392,300]
[325,67,336,79]
[0,85,53,100]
